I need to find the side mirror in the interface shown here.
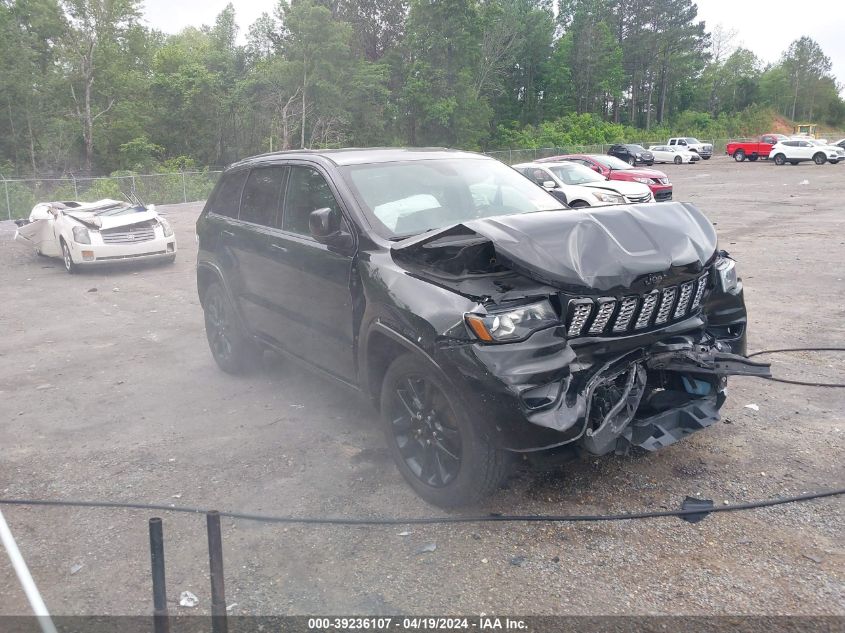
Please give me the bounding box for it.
[542,180,556,189]
[309,207,352,248]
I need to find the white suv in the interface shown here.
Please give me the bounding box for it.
[769,140,845,165]
[514,162,653,207]
[667,137,713,159]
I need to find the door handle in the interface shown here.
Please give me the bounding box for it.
[271,243,288,253]
[221,229,235,238]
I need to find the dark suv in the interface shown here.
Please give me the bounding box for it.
[196,148,768,507]
[608,144,654,166]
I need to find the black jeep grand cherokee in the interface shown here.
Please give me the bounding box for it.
[196,148,768,507]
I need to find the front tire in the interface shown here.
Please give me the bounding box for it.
[773,154,786,166]
[734,150,746,162]
[674,156,682,164]
[202,282,261,374]
[380,354,510,507]
[60,239,77,274]
[627,156,635,166]
[813,152,826,165]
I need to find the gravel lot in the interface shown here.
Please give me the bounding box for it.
[0,156,843,617]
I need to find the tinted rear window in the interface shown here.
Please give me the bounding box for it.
[240,166,286,227]
[209,170,248,218]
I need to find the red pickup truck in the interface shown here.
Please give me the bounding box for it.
[726,134,787,162]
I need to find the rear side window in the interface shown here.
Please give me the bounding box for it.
[240,166,286,227]
[209,170,248,218]
[283,166,341,236]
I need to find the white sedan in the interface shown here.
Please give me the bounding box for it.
[769,140,845,165]
[514,162,653,207]
[14,198,177,273]
[648,145,699,164]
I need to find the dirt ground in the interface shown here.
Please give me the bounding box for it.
[0,156,843,617]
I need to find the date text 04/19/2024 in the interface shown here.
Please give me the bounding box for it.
[307,617,528,630]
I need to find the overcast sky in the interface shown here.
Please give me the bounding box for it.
[140,0,845,87]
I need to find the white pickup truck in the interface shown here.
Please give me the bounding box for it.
[667,137,713,160]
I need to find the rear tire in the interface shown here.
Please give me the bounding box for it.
[813,152,826,165]
[748,155,759,162]
[790,161,799,165]
[773,154,786,166]
[734,150,746,162]
[202,282,261,374]
[380,354,510,507]
[702,156,711,160]
[830,160,840,165]
[60,239,77,274]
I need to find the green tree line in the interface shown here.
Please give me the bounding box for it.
[1,0,843,177]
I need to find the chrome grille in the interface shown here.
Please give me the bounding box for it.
[634,291,659,329]
[690,275,707,310]
[101,223,156,244]
[654,287,677,325]
[612,297,638,332]
[564,271,710,338]
[588,300,616,334]
[567,302,593,337]
[626,193,652,203]
[673,282,694,319]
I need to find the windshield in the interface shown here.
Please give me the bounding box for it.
[547,163,607,185]
[589,155,632,170]
[341,158,561,238]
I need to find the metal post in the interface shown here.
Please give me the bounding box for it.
[149,518,170,633]
[3,178,10,221]
[181,172,187,204]
[206,511,228,633]
[0,509,59,633]
[131,174,137,194]
[72,176,78,199]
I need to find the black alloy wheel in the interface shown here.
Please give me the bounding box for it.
[203,283,259,374]
[813,152,826,165]
[389,374,462,488]
[380,354,510,507]
[674,156,682,164]
[773,154,786,166]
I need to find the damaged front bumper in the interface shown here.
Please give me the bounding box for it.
[445,321,770,455]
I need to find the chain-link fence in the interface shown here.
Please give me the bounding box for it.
[1,171,222,220]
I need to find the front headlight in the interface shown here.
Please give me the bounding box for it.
[635,152,642,157]
[592,191,625,204]
[159,218,174,237]
[632,177,651,184]
[72,226,91,244]
[716,257,740,294]
[465,300,558,343]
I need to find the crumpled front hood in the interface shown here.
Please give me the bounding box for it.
[66,209,159,230]
[392,202,717,292]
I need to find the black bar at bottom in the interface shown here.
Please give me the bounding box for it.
[207,510,228,633]
[148,517,170,633]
